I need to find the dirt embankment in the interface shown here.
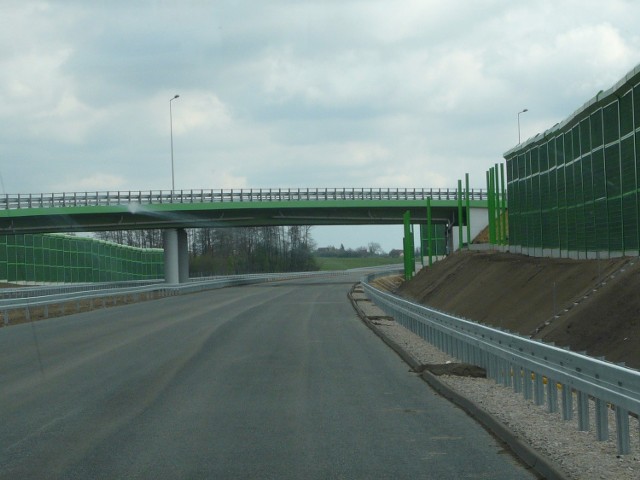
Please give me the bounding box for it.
[397,250,640,369]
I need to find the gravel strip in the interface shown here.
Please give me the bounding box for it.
[354,286,640,480]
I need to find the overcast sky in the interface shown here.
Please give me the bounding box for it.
[2,1,640,251]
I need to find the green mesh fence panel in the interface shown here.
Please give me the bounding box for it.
[592,149,606,199]
[635,85,640,130]
[0,236,6,280]
[622,193,639,252]
[621,136,636,194]
[549,140,557,168]
[621,90,634,137]
[609,197,623,252]
[574,161,586,251]
[603,101,620,145]
[548,161,558,247]
[582,154,594,204]
[557,163,567,251]
[516,154,527,245]
[589,113,602,150]
[0,234,164,283]
[605,144,623,251]
[634,131,640,195]
[565,159,576,252]
[563,131,572,162]
[584,201,597,252]
[421,224,447,257]
[594,198,609,250]
[539,169,549,247]
[6,236,17,282]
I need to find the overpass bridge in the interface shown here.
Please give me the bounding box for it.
[0,187,489,282]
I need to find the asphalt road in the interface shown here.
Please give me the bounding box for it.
[0,273,537,479]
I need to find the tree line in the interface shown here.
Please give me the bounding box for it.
[94,226,318,276]
[314,242,403,258]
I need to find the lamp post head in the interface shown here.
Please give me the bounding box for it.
[517,109,528,144]
[171,94,179,100]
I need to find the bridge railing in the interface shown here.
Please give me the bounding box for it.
[0,188,487,210]
[362,271,640,455]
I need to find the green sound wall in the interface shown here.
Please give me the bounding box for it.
[0,234,164,283]
[504,64,640,258]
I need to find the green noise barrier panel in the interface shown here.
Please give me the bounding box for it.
[0,234,164,283]
[504,64,640,258]
[421,224,447,258]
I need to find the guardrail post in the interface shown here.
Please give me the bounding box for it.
[595,398,609,441]
[561,384,573,420]
[534,373,545,406]
[615,407,631,454]
[512,365,522,393]
[577,391,590,431]
[502,360,511,387]
[523,368,533,400]
[546,378,558,413]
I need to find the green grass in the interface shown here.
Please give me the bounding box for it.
[314,256,402,271]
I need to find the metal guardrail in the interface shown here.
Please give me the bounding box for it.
[0,187,487,210]
[362,272,640,455]
[0,270,349,326]
[0,280,164,301]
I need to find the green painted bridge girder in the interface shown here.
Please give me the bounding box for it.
[0,188,489,234]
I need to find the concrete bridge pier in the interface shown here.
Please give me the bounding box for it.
[178,228,189,283]
[163,228,189,284]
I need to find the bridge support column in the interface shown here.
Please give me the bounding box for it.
[163,228,189,284]
[163,229,179,284]
[178,228,189,283]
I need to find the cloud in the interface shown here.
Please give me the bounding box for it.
[1,0,640,200]
[54,173,127,192]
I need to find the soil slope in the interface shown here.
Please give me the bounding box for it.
[397,250,640,369]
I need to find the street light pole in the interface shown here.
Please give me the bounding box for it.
[518,108,528,144]
[169,94,180,190]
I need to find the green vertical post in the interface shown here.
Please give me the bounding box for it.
[403,210,414,280]
[494,164,502,245]
[465,173,471,248]
[494,166,500,244]
[500,163,507,245]
[487,170,495,244]
[419,223,425,266]
[427,197,433,266]
[457,179,463,250]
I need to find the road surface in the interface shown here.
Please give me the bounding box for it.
[0,273,537,479]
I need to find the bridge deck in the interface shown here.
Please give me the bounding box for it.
[0,188,488,234]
